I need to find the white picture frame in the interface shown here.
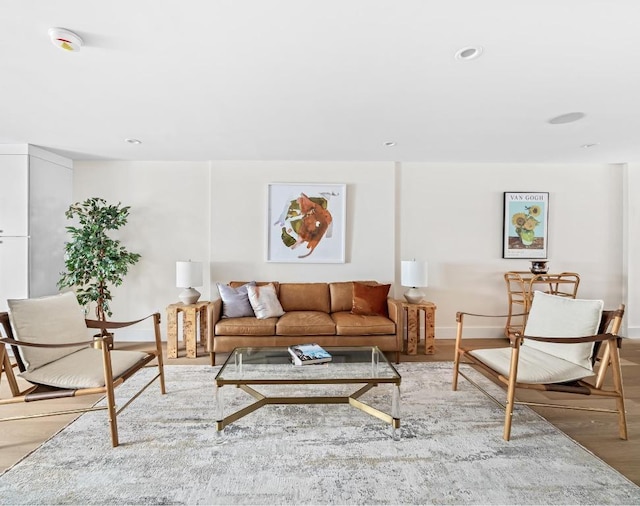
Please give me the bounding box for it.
[267,183,347,263]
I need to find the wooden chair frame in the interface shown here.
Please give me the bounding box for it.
[452,306,627,441]
[0,312,166,447]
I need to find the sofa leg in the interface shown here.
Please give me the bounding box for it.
[210,352,215,366]
[396,351,400,364]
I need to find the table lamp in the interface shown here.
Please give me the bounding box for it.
[176,260,203,305]
[401,259,428,303]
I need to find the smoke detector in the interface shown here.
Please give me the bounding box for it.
[48,28,83,52]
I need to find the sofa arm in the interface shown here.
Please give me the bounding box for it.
[386,298,402,324]
[207,299,222,353]
[210,298,222,325]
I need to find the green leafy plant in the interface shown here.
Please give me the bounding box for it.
[58,198,141,325]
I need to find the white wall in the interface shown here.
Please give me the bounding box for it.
[624,164,640,337]
[72,160,634,341]
[402,163,624,337]
[73,161,211,338]
[209,161,396,285]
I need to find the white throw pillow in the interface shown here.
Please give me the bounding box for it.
[217,281,256,318]
[247,283,285,319]
[8,292,89,372]
[523,291,603,369]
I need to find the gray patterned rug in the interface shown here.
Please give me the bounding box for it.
[1,363,639,505]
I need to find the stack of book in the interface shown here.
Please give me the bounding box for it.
[288,343,332,365]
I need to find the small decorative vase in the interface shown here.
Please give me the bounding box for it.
[530,260,549,274]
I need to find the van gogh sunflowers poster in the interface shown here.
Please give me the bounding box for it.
[503,192,549,259]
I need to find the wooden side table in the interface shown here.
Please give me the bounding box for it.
[401,301,437,355]
[166,301,212,359]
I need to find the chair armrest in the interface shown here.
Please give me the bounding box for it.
[85,313,160,331]
[0,336,95,348]
[522,332,622,347]
[456,311,527,321]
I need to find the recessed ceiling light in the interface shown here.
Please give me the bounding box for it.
[455,46,483,61]
[581,143,599,149]
[48,27,83,52]
[548,112,586,125]
[125,138,142,145]
[383,141,397,147]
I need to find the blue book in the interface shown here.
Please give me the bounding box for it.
[288,343,332,365]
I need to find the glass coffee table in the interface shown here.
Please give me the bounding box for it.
[215,346,402,439]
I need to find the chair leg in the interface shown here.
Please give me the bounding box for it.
[452,313,463,391]
[101,344,119,447]
[503,341,521,441]
[452,353,460,391]
[595,343,611,390]
[0,344,24,397]
[608,340,628,440]
[153,314,167,395]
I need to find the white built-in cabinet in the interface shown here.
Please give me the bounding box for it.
[0,145,72,312]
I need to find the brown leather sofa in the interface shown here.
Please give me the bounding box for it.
[208,281,403,365]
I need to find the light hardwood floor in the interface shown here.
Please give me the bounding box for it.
[1,339,639,486]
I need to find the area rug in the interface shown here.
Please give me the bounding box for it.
[1,363,639,505]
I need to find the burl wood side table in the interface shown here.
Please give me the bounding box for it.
[166,301,212,359]
[401,301,437,355]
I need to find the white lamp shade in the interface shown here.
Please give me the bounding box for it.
[401,260,428,288]
[176,261,203,288]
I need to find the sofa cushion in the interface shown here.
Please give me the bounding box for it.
[215,317,277,336]
[329,281,377,313]
[333,311,396,336]
[8,292,89,372]
[351,282,391,317]
[278,283,330,313]
[247,283,285,319]
[276,311,336,336]
[217,281,255,318]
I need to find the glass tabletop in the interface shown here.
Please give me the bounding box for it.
[215,346,401,384]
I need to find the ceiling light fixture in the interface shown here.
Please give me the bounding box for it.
[384,141,397,147]
[455,46,483,61]
[548,112,586,125]
[125,138,142,145]
[48,28,83,52]
[581,143,599,149]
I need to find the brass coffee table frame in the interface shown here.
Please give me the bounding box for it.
[214,346,401,439]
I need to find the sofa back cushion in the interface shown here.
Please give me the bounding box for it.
[329,281,377,313]
[230,281,280,296]
[278,283,330,313]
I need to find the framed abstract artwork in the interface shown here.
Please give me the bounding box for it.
[502,191,549,259]
[267,183,346,263]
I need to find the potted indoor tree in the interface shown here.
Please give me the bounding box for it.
[58,197,141,334]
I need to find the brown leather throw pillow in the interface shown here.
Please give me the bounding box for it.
[351,282,391,317]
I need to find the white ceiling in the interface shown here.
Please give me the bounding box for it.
[2,0,640,163]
